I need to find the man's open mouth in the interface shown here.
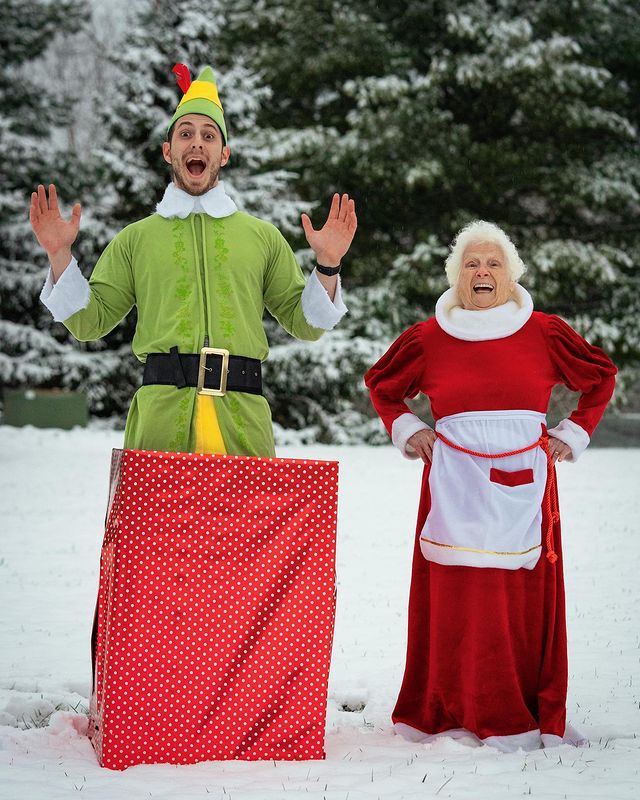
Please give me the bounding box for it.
[473,283,495,294]
[186,157,206,177]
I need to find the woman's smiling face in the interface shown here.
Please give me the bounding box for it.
[456,241,515,310]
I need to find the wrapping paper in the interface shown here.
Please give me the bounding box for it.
[88,448,339,770]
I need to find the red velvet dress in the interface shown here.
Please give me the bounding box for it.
[365,311,616,743]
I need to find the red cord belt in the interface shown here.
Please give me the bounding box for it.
[435,432,560,564]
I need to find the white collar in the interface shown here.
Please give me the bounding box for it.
[435,284,534,341]
[155,181,238,219]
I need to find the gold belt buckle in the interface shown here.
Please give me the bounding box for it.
[197,347,229,396]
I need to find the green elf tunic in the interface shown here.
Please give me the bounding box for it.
[40,182,347,456]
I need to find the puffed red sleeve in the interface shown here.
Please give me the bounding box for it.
[364,322,430,459]
[544,314,617,461]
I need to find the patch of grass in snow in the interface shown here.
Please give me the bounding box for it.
[18,699,88,730]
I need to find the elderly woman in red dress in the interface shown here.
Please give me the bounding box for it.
[365,220,616,752]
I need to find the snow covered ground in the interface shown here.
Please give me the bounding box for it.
[1,426,638,799]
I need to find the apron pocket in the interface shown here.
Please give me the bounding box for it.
[489,467,534,487]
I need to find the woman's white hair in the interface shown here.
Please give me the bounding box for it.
[444,220,526,287]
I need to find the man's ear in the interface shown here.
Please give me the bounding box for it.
[221,145,231,168]
[161,141,172,165]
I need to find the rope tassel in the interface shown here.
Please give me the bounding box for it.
[542,443,560,563]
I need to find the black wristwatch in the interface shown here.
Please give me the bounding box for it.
[315,262,341,276]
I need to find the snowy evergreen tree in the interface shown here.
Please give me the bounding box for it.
[232,0,640,436]
[10,0,639,437]
[0,0,110,405]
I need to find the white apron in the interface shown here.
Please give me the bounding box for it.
[421,410,548,570]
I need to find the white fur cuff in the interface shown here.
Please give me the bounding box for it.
[39,258,90,322]
[301,270,348,330]
[391,412,432,460]
[547,418,590,462]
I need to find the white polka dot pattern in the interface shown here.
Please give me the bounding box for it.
[88,448,339,770]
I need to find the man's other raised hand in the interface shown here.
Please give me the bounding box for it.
[301,192,357,268]
[29,184,81,280]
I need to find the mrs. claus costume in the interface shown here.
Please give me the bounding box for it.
[365,221,616,751]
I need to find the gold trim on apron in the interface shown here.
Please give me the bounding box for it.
[420,536,542,557]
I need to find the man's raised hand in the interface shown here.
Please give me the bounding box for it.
[29,184,81,278]
[301,193,357,267]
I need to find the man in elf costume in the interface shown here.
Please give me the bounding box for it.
[31,65,357,456]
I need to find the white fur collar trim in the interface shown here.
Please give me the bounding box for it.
[435,284,534,341]
[155,182,238,219]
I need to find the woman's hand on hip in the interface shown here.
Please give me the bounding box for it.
[407,429,437,464]
[548,436,572,463]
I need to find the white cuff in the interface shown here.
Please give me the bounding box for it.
[39,258,90,322]
[547,418,590,462]
[301,270,348,330]
[391,412,431,460]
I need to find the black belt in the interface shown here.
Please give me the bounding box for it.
[143,346,262,396]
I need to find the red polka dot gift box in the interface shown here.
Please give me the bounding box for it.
[88,448,339,770]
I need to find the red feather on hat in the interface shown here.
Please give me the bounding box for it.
[172,63,191,94]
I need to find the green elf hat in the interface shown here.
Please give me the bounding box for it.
[168,64,228,143]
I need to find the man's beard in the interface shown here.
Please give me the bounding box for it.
[171,160,221,196]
